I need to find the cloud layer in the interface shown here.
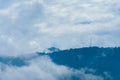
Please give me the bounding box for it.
[0,0,120,56]
[0,56,104,80]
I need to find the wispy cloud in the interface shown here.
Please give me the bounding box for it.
[0,56,104,80]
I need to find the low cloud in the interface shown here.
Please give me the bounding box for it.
[0,56,104,80]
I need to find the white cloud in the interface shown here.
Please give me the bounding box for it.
[0,56,71,80]
[0,56,104,80]
[0,0,120,56]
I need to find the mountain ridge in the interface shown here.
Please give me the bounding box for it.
[0,47,120,80]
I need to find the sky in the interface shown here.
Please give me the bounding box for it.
[0,0,120,56]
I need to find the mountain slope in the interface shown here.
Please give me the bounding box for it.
[38,47,120,80]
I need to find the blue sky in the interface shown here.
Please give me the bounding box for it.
[0,0,120,56]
